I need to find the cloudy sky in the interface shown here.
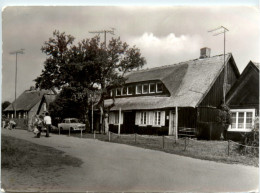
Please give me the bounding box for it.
[2,6,260,102]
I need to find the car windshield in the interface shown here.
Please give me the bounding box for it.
[70,119,79,123]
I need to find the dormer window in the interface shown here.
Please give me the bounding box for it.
[127,86,133,95]
[149,83,156,93]
[142,84,149,94]
[122,87,127,95]
[136,85,142,94]
[156,82,163,93]
[116,88,122,96]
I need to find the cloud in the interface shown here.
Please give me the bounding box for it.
[129,33,203,67]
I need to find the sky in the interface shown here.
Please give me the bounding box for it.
[2,6,260,102]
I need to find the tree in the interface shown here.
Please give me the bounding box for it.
[2,101,11,114]
[35,30,146,131]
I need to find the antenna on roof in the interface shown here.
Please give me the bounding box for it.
[208,26,229,104]
[89,28,115,48]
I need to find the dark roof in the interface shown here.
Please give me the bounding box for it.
[226,60,259,105]
[106,53,239,110]
[251,61,259,70]
[4,89,52,112]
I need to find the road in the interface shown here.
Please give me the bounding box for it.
[2,129,259,192]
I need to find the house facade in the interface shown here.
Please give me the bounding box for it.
[3,87,53,129]
[105,48,240,139]
[37,94,56,116]
[226,61,259,139]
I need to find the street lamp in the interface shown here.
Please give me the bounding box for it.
[9,48,25,118]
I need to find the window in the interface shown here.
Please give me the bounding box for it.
[116,88,122,96]
[142,84,149,94]
[149,83,156,93]
[127,86,133,95]
[110,90,113,97]
[156,83,163,93]
[154,111,161,126]
[43,103,47,111]
[136,85,142,94]
[141,112,147,125]
[115,112,120,124]
[70,119,79,123]
[229,109,255,131]
[122,87,127,95]
[109,112,123,125]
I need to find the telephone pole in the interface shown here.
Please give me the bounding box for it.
[9,48,25,118]
[89,28,115,134]
[89,28,115,48]
[208,26,229,104]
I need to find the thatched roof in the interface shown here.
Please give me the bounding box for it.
[106,53,239,110]
[4,89,52,112]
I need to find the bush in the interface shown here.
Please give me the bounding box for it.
[237,116,259,156]
[196,122,223,140]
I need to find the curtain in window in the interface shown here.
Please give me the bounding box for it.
[109,112,115,124]
[135,112,141,125]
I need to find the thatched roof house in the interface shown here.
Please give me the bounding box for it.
[105,48,240,139]
[4,87,53,127]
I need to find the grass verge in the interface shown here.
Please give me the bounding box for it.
[67,131,259,167]
[1,135,83,170]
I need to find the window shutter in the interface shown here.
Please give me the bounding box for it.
[120,112,124,124]
[135,112,141,125]
[161,111,165,126]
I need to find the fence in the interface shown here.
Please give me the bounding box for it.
[106,131,259,157]
[56,130,259,157]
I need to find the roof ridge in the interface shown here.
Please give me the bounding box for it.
[129,53,231,74]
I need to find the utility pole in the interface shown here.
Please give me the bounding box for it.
[9,48,25,118]
[208,26,229,104]
[89,28,115,134]
[89,28,115,48]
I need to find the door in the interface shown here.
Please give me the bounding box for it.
[123,111,135,133]
[169,110,176,135]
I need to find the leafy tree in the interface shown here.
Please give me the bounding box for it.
[2,101,11,114]
[35,30,146,131]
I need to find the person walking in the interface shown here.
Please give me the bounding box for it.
[35,115,44,138]
[44,112,52,137]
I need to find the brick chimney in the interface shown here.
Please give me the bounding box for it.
[29,86,35,91]
[200,47,211,59]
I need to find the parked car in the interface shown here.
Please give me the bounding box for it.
[58,118,86,132]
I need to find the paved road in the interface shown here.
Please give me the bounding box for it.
[2,129,259,192]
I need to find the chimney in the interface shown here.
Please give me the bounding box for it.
[200,47,211,59]
[29,86,35,91]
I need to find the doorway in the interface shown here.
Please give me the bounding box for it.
[169,110,176,135]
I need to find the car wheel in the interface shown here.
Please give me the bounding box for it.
[60,127,63,134]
